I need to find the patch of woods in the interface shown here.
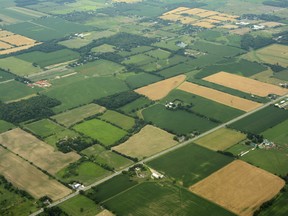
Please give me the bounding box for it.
[263,0,288,8]
[94,91,141,109]
[241,13,282,21]
[56,137,94,153]
[41,206,68,216]
[0,95,60,124]
[240,34,274,50]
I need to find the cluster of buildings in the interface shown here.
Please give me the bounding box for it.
[27,80,51,88]
[274,98,288,109]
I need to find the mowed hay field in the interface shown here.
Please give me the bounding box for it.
[190,160,285,216]
[0,128,80,174]
[194,128,246,151]
[112,125,177,159]
[178,82,262,112]
[0,146,71,200]
[135,74,186,100]
[203,72,288,97]
[52,103,106,127]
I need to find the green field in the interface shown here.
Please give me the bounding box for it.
[274,70,288,81]
[51,103,106,127]
[85,174,138,203]
[157,62,194,78]
[5,17,91,41]
[119,46,153,57]
[24,119,65,138]
[104,182,235,216]
[229,106,288,134]
[0,57,41,76]
[0,70,15,82]
[262,119,288,145]
[162,90,244,123]
[91,44,116,53]
[122,54,156,66]
[75,59,125,76]
[0,80,37,103]
[118,97,153,114]
[82,145,132,170]
[0,120,15,133]
[73,119,127,146]
[59,195,102,216]
[147,144,233,186]
[44,129,79,148]
[125,73,162,89]
[99,110,135,131]
[17,49,80,68]
[144,48,171,59]
[57,161,110,185]
[142,104,218,135]
[44,76,129,113]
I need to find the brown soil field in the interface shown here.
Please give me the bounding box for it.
[0,43,40,55]
[135,74,186,100]
[160,14,183,21]
[112,0,142,3]
[0,128,80,174]
[260,21,285,28]
[96,210,115,216]
[180,18,197,24]
[209,15,236,22]
[0,34,36,46]
[190,160,285,216]
[178,82,262,112]
[193,21,215,28]
[183,8,208,15]
[0,41,13,49]
[197,10,219,17]
[163,7,190,15]
[230,27,251,35]
[194,128,246,151]
[202,18,221,23]
[0,146,71,200]
[220,24,239,29]
[0,30,14,38]
[203,71,288,96]
[112,125,177,159]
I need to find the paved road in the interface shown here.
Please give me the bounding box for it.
[29,93,288,216]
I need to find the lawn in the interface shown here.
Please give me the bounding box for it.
[0,80,37,103]
[75,59,125,76]
[0,120,15,134]
[125,73,162,89]
[103,182,235,216]
[24,119,65,138]
[44,76,129,113]
[229,106,288,134]
[142,104,219,135]
[99,110,135,131]
[147,144,233,186]
[0,57,41,76]
[57,161,110,185]
[59,195,102,216]
[51,103,106,127]
[17,49,80,68]
[82,145,133,170]
[85,174,138,203]
[162,89,244,123]
[73,119,127,146]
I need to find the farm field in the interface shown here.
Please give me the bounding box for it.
[85,174,138,203]
[162,89,244,123]
[0,69,15,82]
[44,128,80,148]
[142,104,218,135]
[135,74,186,100]
[147,144,233,186]
[0,146,71,201]
[99,110,135,131]
[190,160,285,216]
[178,82,262,112]
[51,103,106,127]
[203,72,288,97]
[0,56,41,76]
[194,128,246,151]
[112,125,177,159]
[58,195,102,216]
[118,97,153,114]
[73,119,127,146]
[262,119,288,145]
[274,70,288,81]
[0,80,37,103]
[229,106,288,134]
[0,120,15,133]
[243,44,288,67]
[24,119,65,138]
[82,145,133,170]
[44,76,129,113]
[57,161,110,185]
[103,182,235,216]
[125,73,162,89]
[75,59,125,76]
[17,49,80,68]
[0,128,80,174]
[91,44,116,53]
[122,53,156,66]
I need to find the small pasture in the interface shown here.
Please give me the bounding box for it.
[118,97,153,114]
[125,73,162,89]
[73,119,127,146]
[135,74,186,100]
[0,120,15,133]
[190,160,285,216]
[194,128,246,151]
[99,110,135,131]
[112,125,177,159]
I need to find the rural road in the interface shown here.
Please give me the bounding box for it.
[29,92,288,216]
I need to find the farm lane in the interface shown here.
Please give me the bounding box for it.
[29,92,288,216]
